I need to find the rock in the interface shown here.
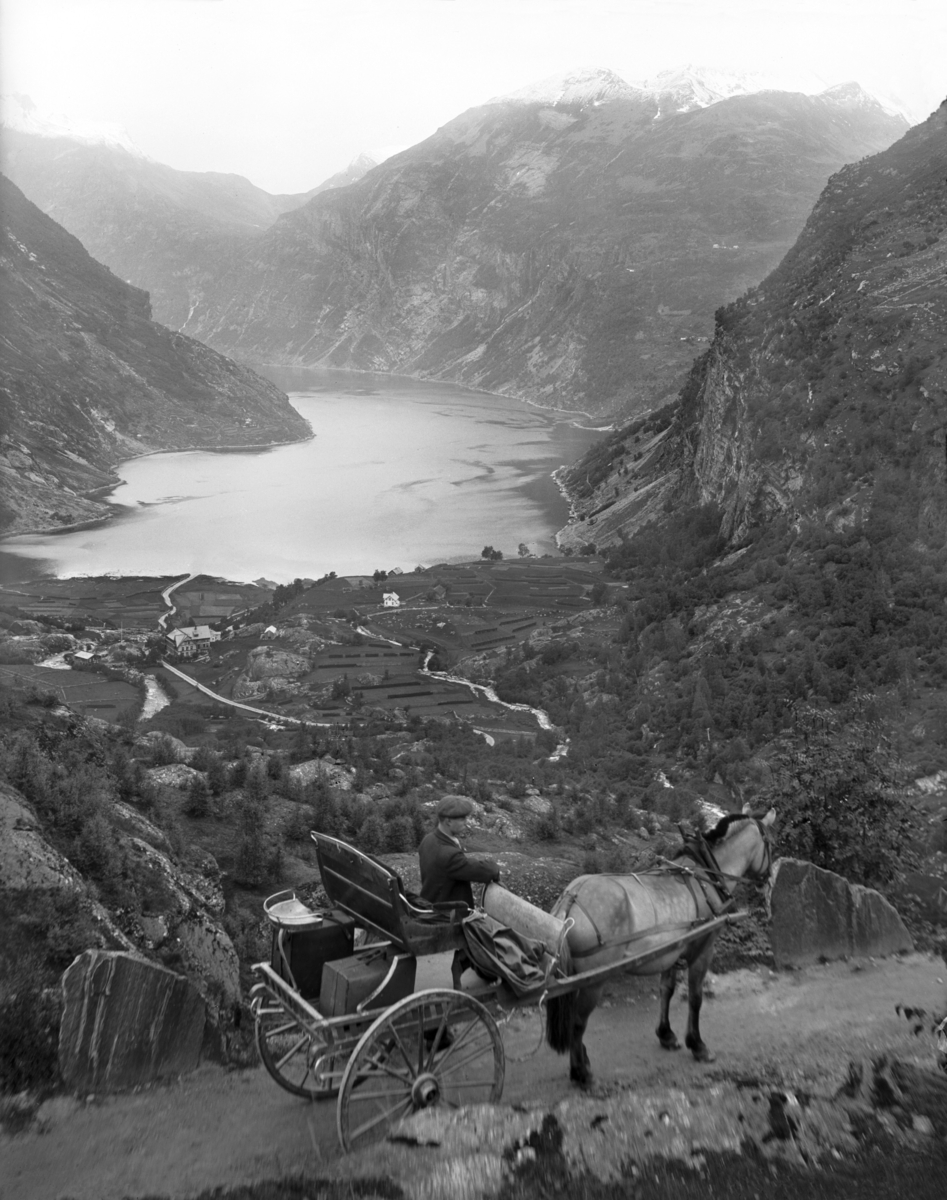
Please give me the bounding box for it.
[289,758,354,791]
[174,911,241,1010]
[769,858,914,968]
[135,730,194,763]
[59,950,205,1093]
[112,801,172,853]
[246,646,309,680]
[0,780,85,891]
[9,618,44,635]
[140,914,169,947]
[126,836,225,919]
[522,794,553,816]
[146,763,203,789]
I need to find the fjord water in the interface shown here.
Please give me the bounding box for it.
[3,370,603,582]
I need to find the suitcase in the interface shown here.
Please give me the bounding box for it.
[269,908,356,1000]
[319,948,417,1016]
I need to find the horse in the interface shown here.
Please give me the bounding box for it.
[545,807,775,1087]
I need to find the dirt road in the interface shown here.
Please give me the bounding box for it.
[2,953,944,1200]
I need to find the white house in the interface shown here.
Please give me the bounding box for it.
[165,624,221,658]
[383,592,401,608]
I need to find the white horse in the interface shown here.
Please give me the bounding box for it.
[545,808,776,1086]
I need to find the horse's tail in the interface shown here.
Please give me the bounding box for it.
[545,990,576,1054]
[545,935,575,1054]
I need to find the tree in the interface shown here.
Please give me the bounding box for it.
[518,543,530,558]
[372,569,388,582]
[764,700,918,888]
[481,546,503,561]
[184,774,211,818]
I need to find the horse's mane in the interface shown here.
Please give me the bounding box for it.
[705,813,753,844]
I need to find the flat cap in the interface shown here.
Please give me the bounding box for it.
[437,795,474,819]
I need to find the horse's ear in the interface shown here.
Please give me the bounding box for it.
[761,807,776,827]
[742,802,752,815]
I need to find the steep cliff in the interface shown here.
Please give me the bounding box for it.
[0,176,311,534]
[183,73,905,419]
[559,100,947,550]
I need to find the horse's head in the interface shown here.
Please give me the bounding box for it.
[746,807,776,883]
[706,807,776,886]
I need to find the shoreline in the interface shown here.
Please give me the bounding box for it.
[1,369,602,584]
[0,429,315,542]
[251,359,614,431]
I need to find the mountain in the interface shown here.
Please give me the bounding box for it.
[558,99,947,553]
[308,153,379,196]
[182,70,906,419]
[0,175,311,534]
[0,94,321,330]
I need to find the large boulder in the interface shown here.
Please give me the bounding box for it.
[146,762,203,789]
[289,757,354,791]
[59,950,205,1093]
[134,730,194,763]
[246,646,309,679]
[769,858,914,968]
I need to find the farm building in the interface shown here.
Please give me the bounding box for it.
[165,624,221,658]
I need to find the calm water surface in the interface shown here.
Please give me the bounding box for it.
[3,370,603,583]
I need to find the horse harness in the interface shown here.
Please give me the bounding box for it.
[557,818,773,962]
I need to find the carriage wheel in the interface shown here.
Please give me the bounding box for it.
[336,989,505,1153]
[255,1003,360,1100]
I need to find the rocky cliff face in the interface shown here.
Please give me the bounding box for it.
[559,100,947,549]
[183,75,905,419]
[0,176,311,534]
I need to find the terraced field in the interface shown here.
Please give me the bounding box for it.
[0,661,140,719]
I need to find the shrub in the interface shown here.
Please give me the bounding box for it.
[0,961,60,1094]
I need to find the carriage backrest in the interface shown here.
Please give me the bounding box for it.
[311,831,412,952]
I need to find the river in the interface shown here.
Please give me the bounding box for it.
[1,369,603,583]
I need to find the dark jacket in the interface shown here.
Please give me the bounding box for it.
[418,827,500,907]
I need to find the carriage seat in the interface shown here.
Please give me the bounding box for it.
[311,831,467,956]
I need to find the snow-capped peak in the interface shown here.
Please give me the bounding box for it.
[0,93,143,155]
[490,67,643,109]
[638,65,782,112]
[817,81,909,122]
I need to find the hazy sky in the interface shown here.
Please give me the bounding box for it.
[1,0,942,193]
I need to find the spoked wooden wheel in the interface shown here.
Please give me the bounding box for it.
[337,989,505,1152]
[255,1002,362,1100]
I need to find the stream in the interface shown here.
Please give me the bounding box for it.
[420,650,569,760]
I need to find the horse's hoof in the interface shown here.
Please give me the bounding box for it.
[659,1037,681,1052]
[570,1071,593,1089]
[690,1047,715,1063]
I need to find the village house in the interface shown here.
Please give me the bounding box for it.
[383,591,401,608]
[165,624,221,658]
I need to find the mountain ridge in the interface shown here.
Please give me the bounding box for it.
[557,98,947,552]
[182,83,907,419]
[0,175,312,535]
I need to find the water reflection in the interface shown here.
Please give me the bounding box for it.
[1,369,602,583]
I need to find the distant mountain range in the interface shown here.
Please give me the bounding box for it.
[1,71,907,421]
[0,176,311,535]
[558,98,947,551]
[0,94,378,330]
[181,70,906,419]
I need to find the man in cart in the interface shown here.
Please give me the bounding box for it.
[419,795,501,989]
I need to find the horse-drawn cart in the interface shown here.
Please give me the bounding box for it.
[250,831,752,1152]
